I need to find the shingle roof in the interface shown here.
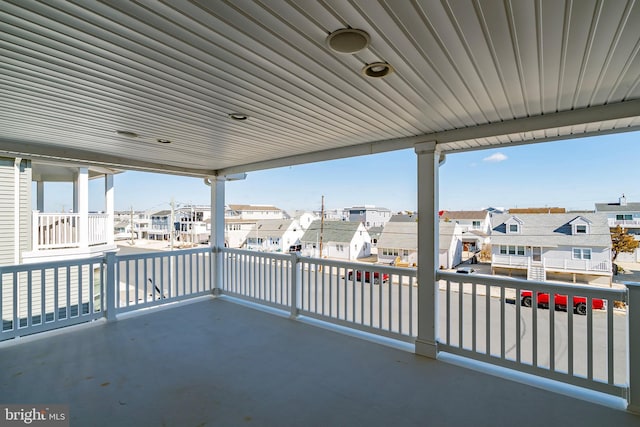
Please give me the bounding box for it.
[595,202,640,212]
[377,222,417,250]
[245,220,296,239]
[151,210,171,217]
[300,221,363,243]
[441,210,488,220]
[490,213,611,247]
[389,214,418,222]
[228,204,281,211]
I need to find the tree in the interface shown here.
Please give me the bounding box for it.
[611,225,639,262]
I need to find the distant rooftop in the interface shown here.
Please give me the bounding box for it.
[508,207,566,214]
[440,210,488,220]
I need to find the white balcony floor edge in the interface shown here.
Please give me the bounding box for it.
[0,297,638,427]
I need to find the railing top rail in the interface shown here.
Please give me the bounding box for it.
[116,246,211,261]
[0,256,104,273]
[36,212,81,217]
[301,256,417,276]
[222,247,293,261]
[437,270,627,299]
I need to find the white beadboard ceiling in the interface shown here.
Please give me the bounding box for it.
[1,0,639,177]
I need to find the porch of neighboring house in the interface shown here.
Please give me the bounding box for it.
[23,161,117,263]
[2,295,639,427]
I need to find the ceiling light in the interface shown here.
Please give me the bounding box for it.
[362,62,394,78]
[326,28,370,54]
[157,138,172,144]
[228,113,248,121]
[115,130,138,138]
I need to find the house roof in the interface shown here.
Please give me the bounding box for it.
[2,2,639,176]
[595,202,640,212]
[300,221,364,244]
[151,210,171,217]
[389,214,418,223]
[490,213,611,248]
[228,204,281,212]
[441,210,488,221]
[508,207,566,214]
[377,222,417,251]
[246,219,296,239]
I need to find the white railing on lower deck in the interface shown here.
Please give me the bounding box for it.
[34,212,81,249]
[544,258,611,273]
[436,271,628,397]
[114,247,213,313]
[221,248,417,342]
[492,254,530,268]
[1,257,104,340]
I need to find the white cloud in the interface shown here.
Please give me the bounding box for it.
[483,152,508,163]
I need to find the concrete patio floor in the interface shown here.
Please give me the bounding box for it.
[0,296,638,427]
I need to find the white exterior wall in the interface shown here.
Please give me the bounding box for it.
[542,246,611,270]
[239,210,284,220]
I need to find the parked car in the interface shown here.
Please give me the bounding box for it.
[347,270,389,284]
[520,290,605,315]
[456,267,475,274]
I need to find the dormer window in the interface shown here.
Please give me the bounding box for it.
[570,216,591,235]
[505,216,523,234]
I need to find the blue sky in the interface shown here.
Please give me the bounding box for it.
[41,131,638,214]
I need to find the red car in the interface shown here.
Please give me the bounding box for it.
[347,270,389,284]
[520,290,605,315]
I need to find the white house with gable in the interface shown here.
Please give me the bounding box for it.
[490,213,612,285]
[300,220,371,260]
[244,219,303,252]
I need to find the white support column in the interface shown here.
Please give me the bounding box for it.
[36,181,45,212]
[210,176,226,294]
[415,142,442,358]
[628,283,640,414]
[105,174,115,244]
[77,168,89,248]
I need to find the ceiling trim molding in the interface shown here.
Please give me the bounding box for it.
[0,139,215,177]
[218,99,640,175]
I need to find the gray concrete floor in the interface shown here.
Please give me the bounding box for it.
[0,297,638,427]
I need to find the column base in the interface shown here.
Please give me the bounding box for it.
[415,337,439,359]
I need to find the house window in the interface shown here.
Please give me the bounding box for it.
[336,244,344,251]
[575,225,587,234]
[616,214,633,221]
[472,221,481,229]
[501,245,525,256]
[573,248,592,260]
[508,224,519,233]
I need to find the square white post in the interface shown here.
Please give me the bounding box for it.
[36,181,44,212]
[415,141,442,358]
[627,283,640,414]
[105,174,115,244]
[77,167,89,247]
[210,176,225,294]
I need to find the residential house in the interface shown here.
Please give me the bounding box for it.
[377,218,462,269]
[244,219,303,252]
[346,205,392,228]
[300,220,371,260]
[439,222,464,269]
[596,195,640,262]
[440,210,491,253]
[148,210,172,241]
[490,213,613,285]
[289,211,320,231]
[316,208,347,221]
[224,204,285,248]
[377,221,418,266]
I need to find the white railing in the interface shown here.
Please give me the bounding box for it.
[608,219,640,227]
[114,247,213,313]
[1,257,104,340]
[33,212,113,250]
[34,212,81,249]
[492,254,530,268]
[493,254,611,273]
[221,248,418,342]
[436,271,628,397]
[544,258,611,273]
[88,213,109,246]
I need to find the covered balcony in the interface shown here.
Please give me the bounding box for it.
[2,0,640,424]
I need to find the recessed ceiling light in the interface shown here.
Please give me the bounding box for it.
[326,28,370,54]
[157,138,172,144]
[115,130,138,138]
[362,62,394,78]
[228,113,248,121]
